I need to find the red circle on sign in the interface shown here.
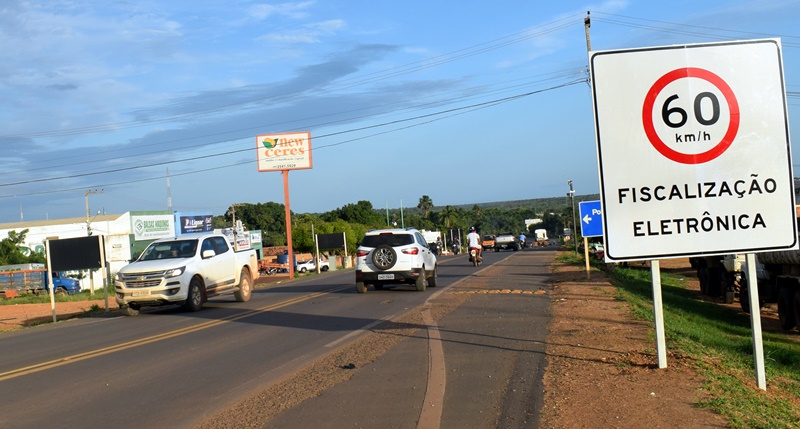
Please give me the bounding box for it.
[642,67,740,164]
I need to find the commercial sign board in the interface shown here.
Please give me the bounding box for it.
[590,39,796,261]
[256,131,312,172]
[131,214,175,241]
[179,214,213,234]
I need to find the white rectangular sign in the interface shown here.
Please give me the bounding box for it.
[256,131,312,172]
[590,39,796,261]
[132,214,175,241]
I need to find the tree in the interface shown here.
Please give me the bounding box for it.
[226,202,287,234]
[323,201,383,227]
[0,230,40,265]
[417,195,434,219]
[439,206,458,229]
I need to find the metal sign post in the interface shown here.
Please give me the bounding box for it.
[746,253,766,390]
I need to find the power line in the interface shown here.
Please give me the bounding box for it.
[5,67,587,176]
[0,14,586,141]
[0,79,586,197]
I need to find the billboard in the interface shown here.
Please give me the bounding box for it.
[131,213,175,241]
[179,214,213,234]
[256,131,313,172]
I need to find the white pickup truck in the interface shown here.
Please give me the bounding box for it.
[494,232,520,251]
[115,233,259,316]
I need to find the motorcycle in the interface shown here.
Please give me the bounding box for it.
[263,266,278,276]
[468,247,482,267]
[452,242,460,255]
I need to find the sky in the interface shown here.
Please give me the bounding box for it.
[1,0,799,223]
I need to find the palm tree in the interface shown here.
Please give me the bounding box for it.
[417,195,434,219]
[440,205,458,229]
[472,204,483,220]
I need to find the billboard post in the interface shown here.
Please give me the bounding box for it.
[257,132,313,280]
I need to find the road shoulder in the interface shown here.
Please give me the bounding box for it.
[539,257,729,428]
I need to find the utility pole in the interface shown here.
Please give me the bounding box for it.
[567,180,577,255]
[85,189,104,236]
[584,11,591,53]
[84,189,103,295]
[166,167,173,212]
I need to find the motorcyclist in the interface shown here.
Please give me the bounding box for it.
[519,232,527,249]
[466,226,482,262]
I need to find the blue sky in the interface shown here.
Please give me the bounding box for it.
[1,0,799,223]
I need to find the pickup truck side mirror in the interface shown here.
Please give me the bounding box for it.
[202,249,216,259]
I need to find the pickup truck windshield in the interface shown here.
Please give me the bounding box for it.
[140,239,198,261]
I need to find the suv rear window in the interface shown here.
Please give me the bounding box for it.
[361,233,415,248]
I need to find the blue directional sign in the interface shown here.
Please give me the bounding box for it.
[579,200,603,238]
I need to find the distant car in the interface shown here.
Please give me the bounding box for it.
[296,258,330,273]
[494,232,519,251]
[481,235,496,250]
[355,228,438,293]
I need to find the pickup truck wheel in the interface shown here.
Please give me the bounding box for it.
[777,287,796,330]
[372,245,397,270]
[299,267,307,273]
[321,265,329,272]
[183,278,204,312]
[234,269,252,302]
[356,281,367,294]
[415,274,426,292]
[120,305,140,316]
[428,265,438,287]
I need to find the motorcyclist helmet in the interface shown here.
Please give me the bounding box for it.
[469,226,476,232]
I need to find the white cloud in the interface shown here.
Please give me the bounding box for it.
[248,1,315,20]
[259,31,319,44]
[308,19,345,33]
[257,19,345,45]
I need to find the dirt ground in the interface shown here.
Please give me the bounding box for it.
[539,257,731,428]
[1,259,781,428]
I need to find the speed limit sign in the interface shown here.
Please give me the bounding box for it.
[590,39,796,262]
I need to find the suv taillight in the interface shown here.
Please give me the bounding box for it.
[402,248,419,255]
[357,250,370,257]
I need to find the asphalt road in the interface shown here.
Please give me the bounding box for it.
[0,247,554,429]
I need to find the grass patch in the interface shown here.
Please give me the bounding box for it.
[604,261,800,429]
[0,287,114,305]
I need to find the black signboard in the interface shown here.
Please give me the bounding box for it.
[317,232,345,250]
[49,236,103,271]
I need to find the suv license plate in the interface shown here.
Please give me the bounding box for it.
[131,290,150,297]
[377,274,394,280]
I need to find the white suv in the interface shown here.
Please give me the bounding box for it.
[355,228,438,293]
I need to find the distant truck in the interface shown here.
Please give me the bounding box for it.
[481,235,496,251]
[115,233,259,316]
[692,207,800,331]
[0,269,82,296]
[534,229,549,246]
[494,232,519,251]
